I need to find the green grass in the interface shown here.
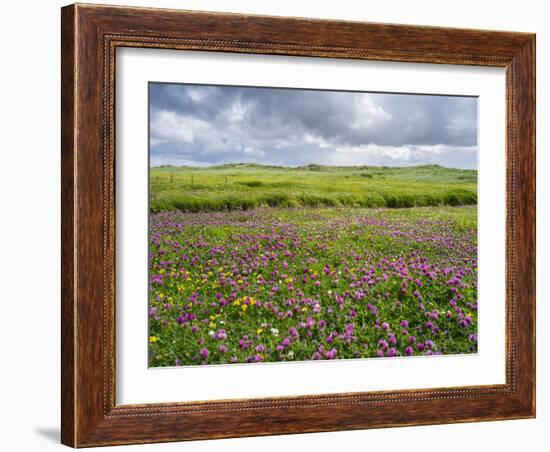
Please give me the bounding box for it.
[150,163,477,212]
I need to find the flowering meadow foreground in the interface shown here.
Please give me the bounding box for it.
[148,207,478,367]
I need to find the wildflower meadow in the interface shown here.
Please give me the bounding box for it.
[148,170,478,367]
[147,83,479,367]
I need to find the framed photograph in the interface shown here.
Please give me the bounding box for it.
[61,3,535,447]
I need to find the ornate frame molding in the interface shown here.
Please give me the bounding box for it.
[62,4,535,447]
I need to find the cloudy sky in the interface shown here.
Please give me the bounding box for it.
[149,83,478,169]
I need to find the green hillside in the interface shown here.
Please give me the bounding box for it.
[150,163,477,212]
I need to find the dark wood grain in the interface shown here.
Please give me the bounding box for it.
[60,5,76,447]
[61,3,536,447]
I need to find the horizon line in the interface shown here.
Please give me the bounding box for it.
[150,162,477,171]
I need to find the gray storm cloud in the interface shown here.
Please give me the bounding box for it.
[149,83,478,169]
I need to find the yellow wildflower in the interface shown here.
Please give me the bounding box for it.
[149,336,159,343]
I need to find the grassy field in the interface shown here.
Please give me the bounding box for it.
[148,163,478,366]
[149,163,477,212]
[149,206,478,366]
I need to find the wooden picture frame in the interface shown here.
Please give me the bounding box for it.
[61,3,535,447]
